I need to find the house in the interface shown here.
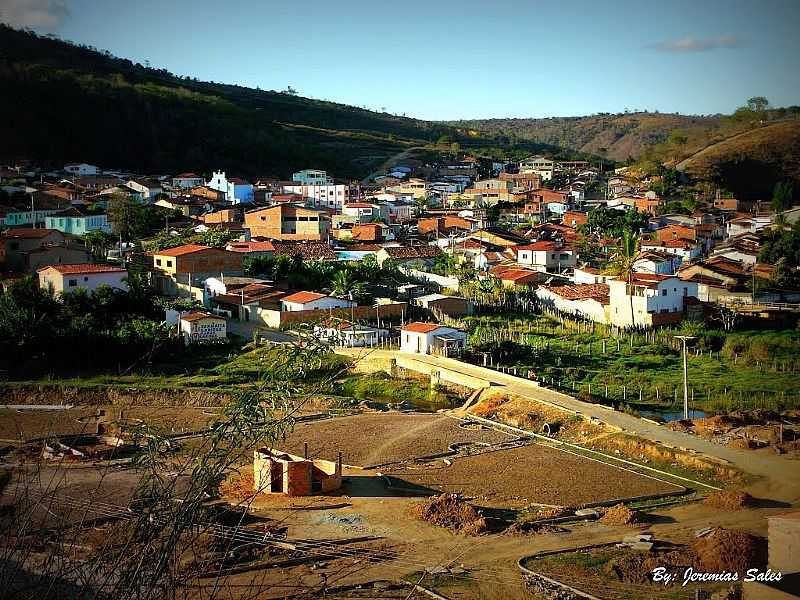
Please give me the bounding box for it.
[386,178,429,199]
[24,244,93,273]
[341,202,387,223]
[348,223,386,242]
[125,178,162,201]
[254,448,341,496]
[245,205,330,241]
[608,273,698,328]
[179,311,227,344]
[0,228,68,270]
[172,172,204,189]
[633,251,680,275]
[64,163,99,176]
[519,156,554,181]
[678,257,752,302]
[38,263,128,295]
[633,194,662,215]
[313,321,389,347]
[574,267,616,285]
[207,171,254,204]
[375,245,442,268]
[515,241,576,273]
[149,244,244,296]
[640,238,701,264]
[224,240,275,258]
[713,197,739,211]
[280,291,355,312]
[284,182,354,211]
[562,210,588,228]
[490,266,541,289]
[45,208,111,235]
[726,215,772,237]
[292,169,331,185]
[498,171,541,190]
[535,284,609,323]
[413,294,473,318]
[400,322,467,356]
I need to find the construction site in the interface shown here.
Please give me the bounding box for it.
[1,348,800,600]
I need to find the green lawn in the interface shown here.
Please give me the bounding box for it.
[462,313,800,415]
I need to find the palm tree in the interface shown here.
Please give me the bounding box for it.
[606,229,640,327]
[331,268,365,301]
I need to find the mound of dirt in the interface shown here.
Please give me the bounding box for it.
[529,506,573,520]
[219,473,254,501]
[411,494,488,536]
[504,521,567,536]
[599,503,646,526]
[703,490,755,510]
[691,528,767,574]
[726,438,758,450]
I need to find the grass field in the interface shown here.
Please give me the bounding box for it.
[462,313,800,415]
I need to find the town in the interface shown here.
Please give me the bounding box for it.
[1,5,800,600]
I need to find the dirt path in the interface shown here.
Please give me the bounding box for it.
[336,348,800,503]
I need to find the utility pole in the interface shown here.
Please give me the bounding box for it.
[674,335,695,419]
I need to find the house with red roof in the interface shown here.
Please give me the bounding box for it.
[400,322,467,356]
[38,263,128,295]
[515,240,576,273]
[280,291,355,312]
[536,283,609,323]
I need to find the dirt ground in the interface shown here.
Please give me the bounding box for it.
[382,444,683,508]
[275,413,514,467]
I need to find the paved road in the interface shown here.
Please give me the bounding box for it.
[336,347,800,502]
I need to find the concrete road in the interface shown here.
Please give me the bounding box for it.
[335,347,800,502]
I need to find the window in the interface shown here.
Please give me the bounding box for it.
[683,287,688,296]
[662,289,667,296]
[156,259,162,266]
[167,261,173,267]
[83,277,89,282]
[68,279,77,287]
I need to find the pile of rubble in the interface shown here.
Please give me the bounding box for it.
[598,503,646,526]
[411,494,488,536]
[703,489,755,510]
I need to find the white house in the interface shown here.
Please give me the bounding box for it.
[64,163,99,176]
[518,156,554,181]
[179,311,227,344]
[280,291,356,312]
[515,241,576,273]
[573,267,616,285]
[38,264,128,295]
[400,322,467,356]
[292,169,331,185]
[640,239,701,264]
[608,274,698,328]
[207,171,254,204]
[283,183,353,211]
[172,172,204,188]
[126,179,162,201]
[633,251,680,275]
[535,284,609,324]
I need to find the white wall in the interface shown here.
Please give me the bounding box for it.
[281,296,354,312]
[39,270,128,295]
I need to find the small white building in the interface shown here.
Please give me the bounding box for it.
[535,284,609,324]
[573,267,616,285]
[64,163,99,176]
[38,264,128,295]
[179,311,227,344]
[280,291,356,312]
[516,241,576,273]
[400,322,467,356]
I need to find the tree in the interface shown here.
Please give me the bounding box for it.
[606,229,640,327]
[82,230,116,259]
[772,181,794,213]
[331,268,365,303]
[747,96,769,116]
[107,193,145,242]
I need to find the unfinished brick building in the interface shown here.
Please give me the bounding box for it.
[253,448,342,496]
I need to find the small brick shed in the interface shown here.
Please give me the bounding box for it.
[254,448,342,496]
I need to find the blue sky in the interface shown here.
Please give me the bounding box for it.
[2,0,799,119]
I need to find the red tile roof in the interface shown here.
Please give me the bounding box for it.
[401,322,444,334]
[516,241,559,251]
[281,291,327,304]
[226,241,275,253]
[542,283,609,302]
[151,244,212,257]
[39,263,126,275]
[181,311,225,322]
[3,228,61,239]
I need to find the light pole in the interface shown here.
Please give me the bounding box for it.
[674,335,695,420]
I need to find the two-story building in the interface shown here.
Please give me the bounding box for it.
[45,208,111,235]
[292,169,331,185]
[149,244,244,296]
[244,205,330,241]
[608,273,698,328]
[515,241,576,273]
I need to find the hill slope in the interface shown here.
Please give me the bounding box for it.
[0,25,462,178]
[677,120,800,199]
[448,113,724,161]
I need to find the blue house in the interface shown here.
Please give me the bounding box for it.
[45,208,112,235]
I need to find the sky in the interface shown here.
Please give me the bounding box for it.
[1,0,799,120]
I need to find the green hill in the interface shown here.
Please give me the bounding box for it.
[0,25,466,178]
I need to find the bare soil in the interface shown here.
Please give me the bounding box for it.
[275,413,513,467]
[384,444,682,508]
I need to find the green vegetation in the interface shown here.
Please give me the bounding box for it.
[337,371,460,412]
[462,313,800,414]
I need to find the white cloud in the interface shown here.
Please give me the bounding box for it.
[649,34,743,53]
[0,0,70,30]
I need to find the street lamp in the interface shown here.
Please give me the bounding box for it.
[673,335,696,420]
